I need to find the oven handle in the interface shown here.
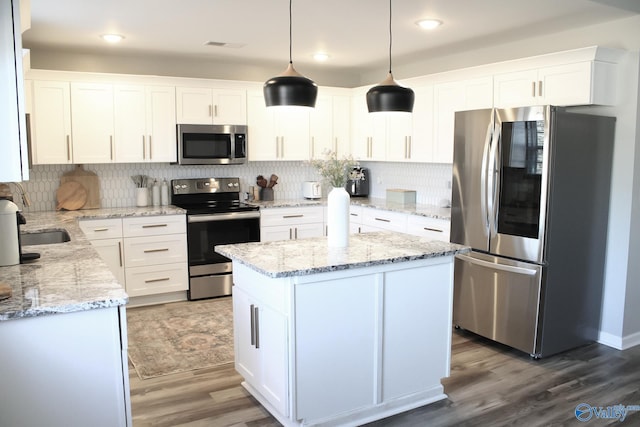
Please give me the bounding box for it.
[187,211,260,223]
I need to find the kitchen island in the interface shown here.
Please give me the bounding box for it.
[216,232,469,427]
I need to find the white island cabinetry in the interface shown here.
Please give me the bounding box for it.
[218,232,468,426]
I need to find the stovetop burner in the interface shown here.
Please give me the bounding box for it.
[171,177,258,214]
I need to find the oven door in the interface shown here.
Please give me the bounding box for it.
[187,211,260,274]
[187,211,260,299]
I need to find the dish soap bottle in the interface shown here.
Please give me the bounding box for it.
[160,179,169,206]
[152,179,160,206]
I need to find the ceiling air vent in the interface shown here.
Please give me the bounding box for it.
[204,41,246,49]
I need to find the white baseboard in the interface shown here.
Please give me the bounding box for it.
[597,330,640,350]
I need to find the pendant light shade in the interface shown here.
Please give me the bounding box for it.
[264,0,317,108]
[367,0,414,113]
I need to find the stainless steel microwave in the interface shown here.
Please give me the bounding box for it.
[177,124,247,165]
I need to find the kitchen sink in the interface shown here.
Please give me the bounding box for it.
[21,229,71,245]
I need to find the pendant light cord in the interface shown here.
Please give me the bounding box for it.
[388,0,392,74]
[289,0,293,64]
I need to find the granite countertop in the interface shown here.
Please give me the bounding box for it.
[249,197,451,220]
[216,231,469,278]
[0,206,185,322]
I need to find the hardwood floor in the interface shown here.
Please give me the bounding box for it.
[129,328,640,426]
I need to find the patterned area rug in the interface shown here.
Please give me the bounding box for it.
[127,297,234,379]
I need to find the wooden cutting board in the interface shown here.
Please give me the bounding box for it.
[56,181,87,210]
[0,282,12,300]
[60,165,101,209]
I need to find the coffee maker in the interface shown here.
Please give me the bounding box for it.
[345,167,369,197]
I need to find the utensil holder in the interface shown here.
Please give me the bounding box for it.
[136,188,148,207]
[260,188,274,201]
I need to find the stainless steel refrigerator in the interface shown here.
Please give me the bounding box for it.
[451,105,615,358]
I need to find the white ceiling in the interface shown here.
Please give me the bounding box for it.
[22,0,640,76]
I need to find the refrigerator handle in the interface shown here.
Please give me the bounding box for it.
[488,122,501,236]
[456,254,538,276]
[480,123,493,232]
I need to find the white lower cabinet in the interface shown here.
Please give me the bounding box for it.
[0,306,131,427]
[406,215,451,242]
[260,206,324,242]
[232,256,454,426]
[361,207,407,233]
[80,215,188,298]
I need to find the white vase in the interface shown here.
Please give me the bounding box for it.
[327,186,350,248]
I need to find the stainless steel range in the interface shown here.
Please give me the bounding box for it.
[171,177,260,300]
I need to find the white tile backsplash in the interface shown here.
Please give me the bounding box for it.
[17,161,453,212]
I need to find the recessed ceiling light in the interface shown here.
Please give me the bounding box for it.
[313,52,330,62]
[101,34,125,43]
[416,19,442,30]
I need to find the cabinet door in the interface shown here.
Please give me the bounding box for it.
[260,226,294,242]
[212,88,247,125]
[176,87,213,124]
[90,238,125,285]
[145,86,177,162]
[409,85,434,162]
[114,85,146,163]
[256,302,289,415]
[493,69,539,108]
[433,82,466,164]
[275,108,310,161]
[233,287,260,384]
[310,95,334,159]
[31,81,72,164]
[332,95,351,158]
[293,223,324,240]
[386,113,413,162]
[125,263,188,296]
[71,82,115,163]
[247,91,278,160]
[295,275,376,420]
[538,62,593,106]
[351,95,386,161]
[382,263,453,401]
[406,216,451,242]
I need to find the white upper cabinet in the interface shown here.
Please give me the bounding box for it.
[31,80,73,164]
[433,76,493,164]
[176,86,246,125]
[310,91,351,159]
[493,61,616,108]
[408,85,435,163]
[71,82,115,164]
[247,90,310,161]
[351,90,387,161]
[114,85,176,163]
[0,0,28,181]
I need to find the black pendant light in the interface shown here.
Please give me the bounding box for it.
[366,0,414,113]
[264,0,318,108]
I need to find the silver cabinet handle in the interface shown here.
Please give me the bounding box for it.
[144,277,170,283]
[281,137,285,158]
[423,227,443,233]
[283,214,304,218]
[208,105,213,117]
[110,135,114,160]
[149,135,153,160]
[289,228,293,240]
[334,137,338,153]
[375,217,391,223]
[350,213,359,217]
[531,81,536,97]
[250,304,255,346]
[118,241,123,267]
[66,135,71,161]
[254,305,260,349]
[214,105,218,117]
[143,248,169,253]
[311,137,315,157]
[538,80,543,97]
[408,136,412,159]
[142,224,168,228]
[275,137,280,158]
[294,227,298,239]
[93,227,109,232]
[142,135,146,159]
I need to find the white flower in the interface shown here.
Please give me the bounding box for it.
[309,150,358,188]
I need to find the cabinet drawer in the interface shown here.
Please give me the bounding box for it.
[122,214,186,237]
[406,216,450,242]
[123,234,187,267]
[79,218,123,240]
[361,208,407,233]
[349,205,363,223]
[260,206,323,227]
[125,263,188,297]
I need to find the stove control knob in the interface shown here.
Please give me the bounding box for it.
[204,182,210,186]
[227,183,233,188]
[233,183,239,187]
[181,184,187,189]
